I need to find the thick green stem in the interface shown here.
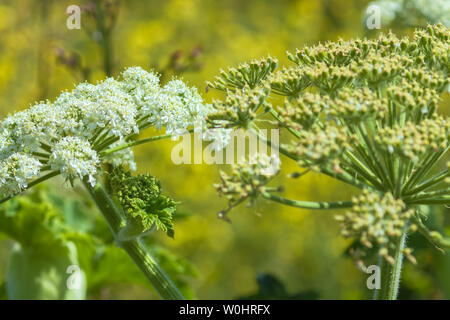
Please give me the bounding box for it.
[121,239,184,300]
[380,228,407,300]
[94,0,113,77]
[82,180,184,300]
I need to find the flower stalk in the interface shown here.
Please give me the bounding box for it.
[380,228,407,300]
[82,179,184,300]
[261,192,353,210]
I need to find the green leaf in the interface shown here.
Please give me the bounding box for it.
[0,188,87,299]
[108,166,177,238]
[47,191,96,233]
[0,189,65,252]
[88,244,149,293]
[6,241,86,300]
[0,185,195,298]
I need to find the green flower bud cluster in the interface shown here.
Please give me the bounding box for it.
[207,56,278,91]
[336,190,416,264]
[414,24,449,68]
[207,85,271,129]
[305,62,356,93]
[377,117,450,162]
[387,79,441,115]
[350,51,412,86]
[286,125,352,171]
[269,67,310,97]
[403,68,449,93]
[287,39,367,67]
[329,88,387,122]
[278,93,327,131]
[214,155,280,217]
[108,166,177,238]
[374,32,418,55]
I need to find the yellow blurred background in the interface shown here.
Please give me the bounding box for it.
[0,0,448,299]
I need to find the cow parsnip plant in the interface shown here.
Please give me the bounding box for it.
[208,24,449,300]
[0,66,227,300]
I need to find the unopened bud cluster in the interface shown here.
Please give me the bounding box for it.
[214,155,280,215]
[207,85,271,129]
[377,117,449,162]
[207,56,278,91]
[336,190,416,264]
[286,125,352,172]
[278,93,326,131]
[207,23,450,266]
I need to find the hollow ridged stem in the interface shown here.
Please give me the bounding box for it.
[261,192,352,210]
[376,256,390,300]
[380,227,407,300]
[82,180,184,300]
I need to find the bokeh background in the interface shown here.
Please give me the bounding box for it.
[0,0,449,299]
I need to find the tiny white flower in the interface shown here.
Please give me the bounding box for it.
[49,137,99,186]
[0,153,41,197]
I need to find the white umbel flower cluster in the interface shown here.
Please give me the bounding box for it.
[0,153,41,197]
[103,140,137,172]
[0,66,228,198]
[57,78,139,138]
[49,137,99,187]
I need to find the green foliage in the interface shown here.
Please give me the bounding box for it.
[0,192,62,251]
[0,190,86,299]
[7,241,86,300]
[108,166,177,238]
[0,186,196,299]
